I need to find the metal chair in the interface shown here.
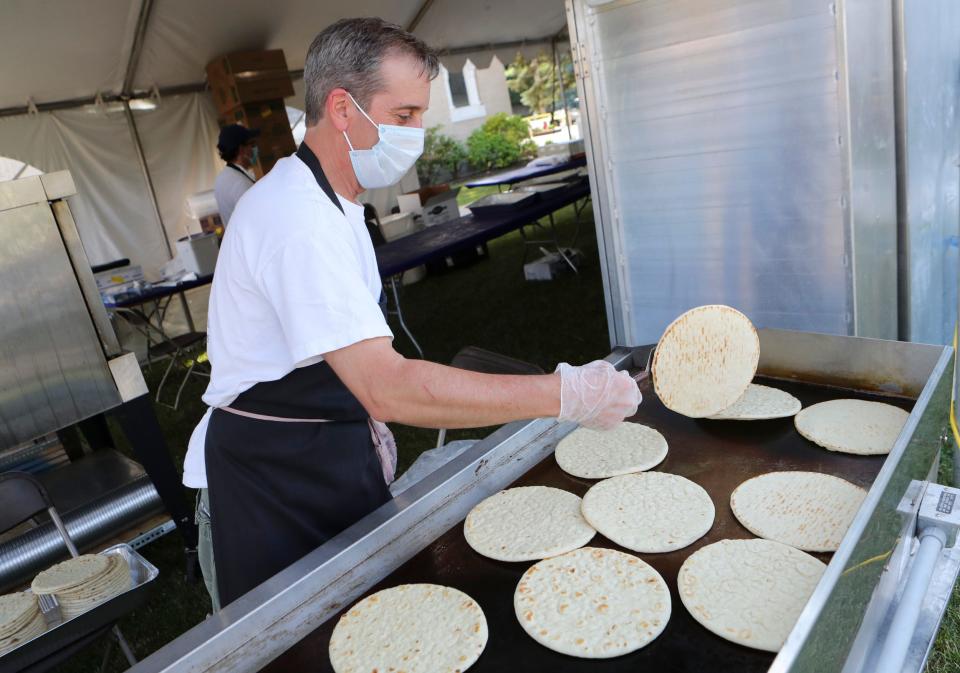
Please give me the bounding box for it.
[0,472,137,671]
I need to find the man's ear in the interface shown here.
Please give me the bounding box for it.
[326,88,351,133]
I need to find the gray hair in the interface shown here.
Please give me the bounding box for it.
[304,17,440,125]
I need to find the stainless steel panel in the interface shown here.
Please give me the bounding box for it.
[39,170,76,201]
[0,202,121,448]
[566,0,627,347]
[569,0,901,346]
[771,347,953,673]
[838,0,899,340]
[51,199,121,356]
[0,176,46,212]
[757,328,944,397]
[894,0,960,345]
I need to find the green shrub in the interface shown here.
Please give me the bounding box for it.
[466,113,538,171]
[416,126,467,185]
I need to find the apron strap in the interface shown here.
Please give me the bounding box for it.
[296,143,345,215]
[221,406,332,423]
[226,163,254,183]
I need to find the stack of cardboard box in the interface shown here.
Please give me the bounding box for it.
[206,50,296,178]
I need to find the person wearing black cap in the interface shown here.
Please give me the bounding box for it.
[213,124,261,226]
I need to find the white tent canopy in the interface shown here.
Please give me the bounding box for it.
[0,0,568,274]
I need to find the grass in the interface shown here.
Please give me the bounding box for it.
[51,186,607,671]
[48,183,960,671]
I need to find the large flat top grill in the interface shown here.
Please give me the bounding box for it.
[266,367,912,673]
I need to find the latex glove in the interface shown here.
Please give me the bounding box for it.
[555,360,642,430]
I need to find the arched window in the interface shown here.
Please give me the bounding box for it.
[442,60,486,122]
[0,157,42,182]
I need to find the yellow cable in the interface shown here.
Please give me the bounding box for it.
[842,550,894,577]
[951,324,960,451]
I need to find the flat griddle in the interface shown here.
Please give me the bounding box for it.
[265,372,913,673]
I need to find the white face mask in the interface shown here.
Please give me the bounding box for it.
[343,92,424,189]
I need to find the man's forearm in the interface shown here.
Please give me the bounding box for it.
[373,359,561,428]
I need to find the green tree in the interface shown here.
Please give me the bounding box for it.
[505,51,576,115]
[466,113,538,171]
[416,126,467,185]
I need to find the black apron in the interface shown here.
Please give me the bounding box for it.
[205,144,391,607]
[226,162,255,183]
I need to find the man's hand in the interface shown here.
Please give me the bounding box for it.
[555,360,641,430]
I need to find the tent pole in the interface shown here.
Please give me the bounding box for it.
[407,0,438,32]
[123,101,174,258]
[122,0,156,95]
[554,41,573,141]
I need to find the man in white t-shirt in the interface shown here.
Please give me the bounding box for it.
[185,17,641,609]
[212,124,259,226]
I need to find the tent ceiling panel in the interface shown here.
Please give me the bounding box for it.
[414,0,567,52]
[2,0,567,110]
[0,0,141,109]
[133,0,421,92]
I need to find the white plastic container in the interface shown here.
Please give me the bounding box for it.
[379,212,416,241]
[377,212,426,285]
[176,233,219,276]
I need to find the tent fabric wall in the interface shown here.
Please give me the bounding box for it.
[136,93,223,246]
[0,107,169,273]
[0,93,224,277]
[0,0,570,277]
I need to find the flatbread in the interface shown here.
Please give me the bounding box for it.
[651,305,759,418]
[31,554,110,594]
[709,383,802,420]
[0,609,45,655]
[554,424,668,479]
[794,399,909,455]
[514,547,670,658]
[581,472,714,552]
[0,593,38,637]
[464,486,595,562]
[731,471,867,552]
[678,539,825,652]
[329,584,487,673]
[58,556,131,619]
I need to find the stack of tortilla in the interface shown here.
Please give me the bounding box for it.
[31,554,130,620]
[0,592,45,655]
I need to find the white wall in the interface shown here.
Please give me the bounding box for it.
[422,56,513,142]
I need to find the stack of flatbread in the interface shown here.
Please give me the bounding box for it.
[31,554,130,620]
[0,593,45,655]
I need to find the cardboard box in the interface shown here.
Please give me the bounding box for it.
[207,50,294,115]
[420,187,461,227]
[199,214,224,238]
[94,265,144,292]
[218,99,297,177]
[218,99,290,136]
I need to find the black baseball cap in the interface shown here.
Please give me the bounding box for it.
[217,124,260,153]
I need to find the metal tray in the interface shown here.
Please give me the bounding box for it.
[266,370,908,672]
[467,191,539,218]
[2,544,158,671]
[514,182,569,196]
[517,167,585,186]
